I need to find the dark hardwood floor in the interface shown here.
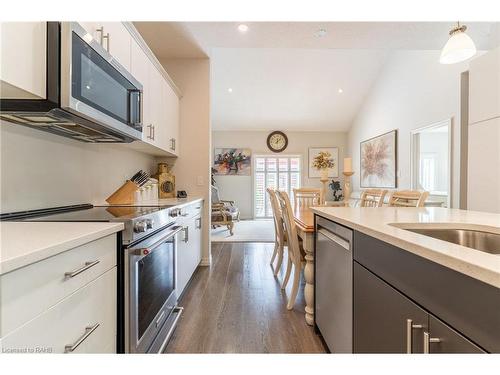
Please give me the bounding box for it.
[165,242,326,353]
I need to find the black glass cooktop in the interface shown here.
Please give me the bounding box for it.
[0,204,173,222]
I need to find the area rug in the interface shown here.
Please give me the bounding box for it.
[211,219,275,243]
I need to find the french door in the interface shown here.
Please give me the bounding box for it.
[254,155,301,218]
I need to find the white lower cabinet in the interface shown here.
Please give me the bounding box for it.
[0,233,118,354]
[0,235,116,337]
[1,267,117,354]
[177,203,203,297]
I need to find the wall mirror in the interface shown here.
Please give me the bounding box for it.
[410,118,452,208]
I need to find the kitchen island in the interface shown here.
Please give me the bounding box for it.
[310,206,500,353]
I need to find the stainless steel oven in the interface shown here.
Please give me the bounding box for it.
[125,224,184,353]
[1,22,142,143]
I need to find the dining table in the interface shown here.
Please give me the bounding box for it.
[293,206,315,326]
[293,201,347,326]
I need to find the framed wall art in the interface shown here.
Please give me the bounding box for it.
[213,148,252,176]
[360,130,397,188]
[308,147,339,178]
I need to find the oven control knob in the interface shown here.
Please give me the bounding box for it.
[145,219,154,229]
[170,209,179,217]
[134,220,148,233]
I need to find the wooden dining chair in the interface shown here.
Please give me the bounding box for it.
[387,190,430,207]
[267,188,287,276]
[276,190,305,310]
[359,189,388,207]
[293,188,321,211]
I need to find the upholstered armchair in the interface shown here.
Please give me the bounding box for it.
[211,185,240,235]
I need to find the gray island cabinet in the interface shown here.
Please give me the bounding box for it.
[314,215,500,354]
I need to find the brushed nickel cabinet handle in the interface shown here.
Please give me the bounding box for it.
[406,319,423,353]
[183,226,189,242]
[96,26,104,44]
[65,260,100,278]
[64,323,100,353]
[103,33,110,52]
[196,217,202,229]
[423,331,441,354]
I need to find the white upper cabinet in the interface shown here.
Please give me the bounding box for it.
[99,22,131,71]
[0,22,47,99]
[469,47,500,124]
[0,21,179,157]
[164,81,180,156]
[467,117,500,213]
[79,22,131,71]
[148,63,164,148]
[128,24,180,157]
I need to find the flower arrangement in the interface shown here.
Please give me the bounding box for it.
[312,151,335,170]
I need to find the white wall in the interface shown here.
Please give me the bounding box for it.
[159,58,211,265]
[0,120,156,213]
[212,130,347,219]
[347,50,472,208]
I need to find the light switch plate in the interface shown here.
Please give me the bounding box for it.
[197,176,204,186]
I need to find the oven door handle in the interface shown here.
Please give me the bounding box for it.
[132,226,183,258]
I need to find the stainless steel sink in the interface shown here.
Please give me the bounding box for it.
[403,228,500,255]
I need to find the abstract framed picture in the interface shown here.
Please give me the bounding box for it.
[360,130,397,188]
[213,148,252,176]
[308,147,339,178]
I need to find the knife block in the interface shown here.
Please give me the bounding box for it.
[106,180,138,205]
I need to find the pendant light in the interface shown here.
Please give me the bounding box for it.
[440,22,477,64]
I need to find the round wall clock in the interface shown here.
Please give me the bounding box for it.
[267,131,288,153]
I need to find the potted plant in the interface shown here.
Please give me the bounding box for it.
[312,151,335,179]
[328,180,344,201]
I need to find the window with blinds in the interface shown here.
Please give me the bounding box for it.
[254,155,301,218]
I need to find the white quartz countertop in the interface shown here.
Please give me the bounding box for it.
[0,222,124,276]
[310,207,500,288]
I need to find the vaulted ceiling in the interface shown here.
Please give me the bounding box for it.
[135,22,500,131]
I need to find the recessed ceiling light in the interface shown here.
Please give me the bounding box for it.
[315,28,327,38]
[238,24,249,33]
[338,88,343,94]
[227,88,233,93]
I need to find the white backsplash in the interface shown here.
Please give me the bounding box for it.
[0,120,156,213]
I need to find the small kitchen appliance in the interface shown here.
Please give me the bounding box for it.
[0,22,142,143]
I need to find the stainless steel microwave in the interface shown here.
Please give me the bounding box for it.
[0,22,142,143]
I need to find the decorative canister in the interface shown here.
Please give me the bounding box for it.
[154,163,175,198]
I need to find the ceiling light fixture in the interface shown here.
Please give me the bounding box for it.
[440,22,477,64]
[227,88,233,93]
[338,88,343,94]
[314,28,327,38]
[238,24,249,33]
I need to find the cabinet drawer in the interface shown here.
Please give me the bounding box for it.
[1,267,116,354]
[181,201,203,220]
[1,234,116,336]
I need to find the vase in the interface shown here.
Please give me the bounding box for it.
[320,168,328,180]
